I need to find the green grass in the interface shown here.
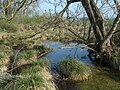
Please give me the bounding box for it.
[56,59,92,82]
[0,20,17,33]
[76,67,120,90]
[0,44,12,72]
[18,50,35,60]
[0,60,56,90]
[20,60,50,75]
[0,45,12,64]
[0,74,46,90]
[57,59,91,74]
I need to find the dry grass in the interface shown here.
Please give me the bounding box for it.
[0,60,56,90]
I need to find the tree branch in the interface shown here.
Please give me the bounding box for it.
[103,14,120,43]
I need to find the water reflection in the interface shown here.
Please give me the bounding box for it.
[44,41,93,66]
[43,41,120,90]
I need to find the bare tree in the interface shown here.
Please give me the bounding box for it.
[0,0,38,19]
[56,0,120,68]
[1,0,120,68]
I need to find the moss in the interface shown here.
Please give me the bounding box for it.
[111,56,120,70]
[77,67,120,90]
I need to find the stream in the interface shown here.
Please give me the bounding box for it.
[43,41,93,70]
[43,41,120,90]
[43,41,93,90]
[44,41,93,71]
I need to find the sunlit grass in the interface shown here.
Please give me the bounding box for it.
[56,59,92,82]
[0,60,56,90]
[0,74,48,90]
[20,60,50,76]
[18,50,35,60]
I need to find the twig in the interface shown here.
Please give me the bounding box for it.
[10,46,24,75]
[37,50,52,58]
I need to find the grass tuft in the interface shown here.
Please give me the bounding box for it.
[56,59,92,82]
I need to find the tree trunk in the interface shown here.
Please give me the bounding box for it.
[80,0,115,68]
[100,14,120,52]
[81,0,103,44]
[60,0,120,69]
[3,0,12,17]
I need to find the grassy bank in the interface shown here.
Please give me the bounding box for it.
[0,15,92,43]
[0,17,56,90]
[0,60,56,90]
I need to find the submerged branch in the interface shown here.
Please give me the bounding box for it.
[61,45,101,58]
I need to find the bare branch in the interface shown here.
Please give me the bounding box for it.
[103,14,120,43]
[61,45,101,58]
[114,0,120,14]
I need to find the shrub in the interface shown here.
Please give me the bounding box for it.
[15,15,45,24]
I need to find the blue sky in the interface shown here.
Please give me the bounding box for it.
[39,1,84,13]
[36,0,116,18]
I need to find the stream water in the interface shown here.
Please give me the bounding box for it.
[43,41,93,69]
[43,41,120,90]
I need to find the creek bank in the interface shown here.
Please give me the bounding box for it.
[54,66,120,90]
[0,43,56,90]
[7,43,51,74]
[43,41,93,89]
[0,60,56,90]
